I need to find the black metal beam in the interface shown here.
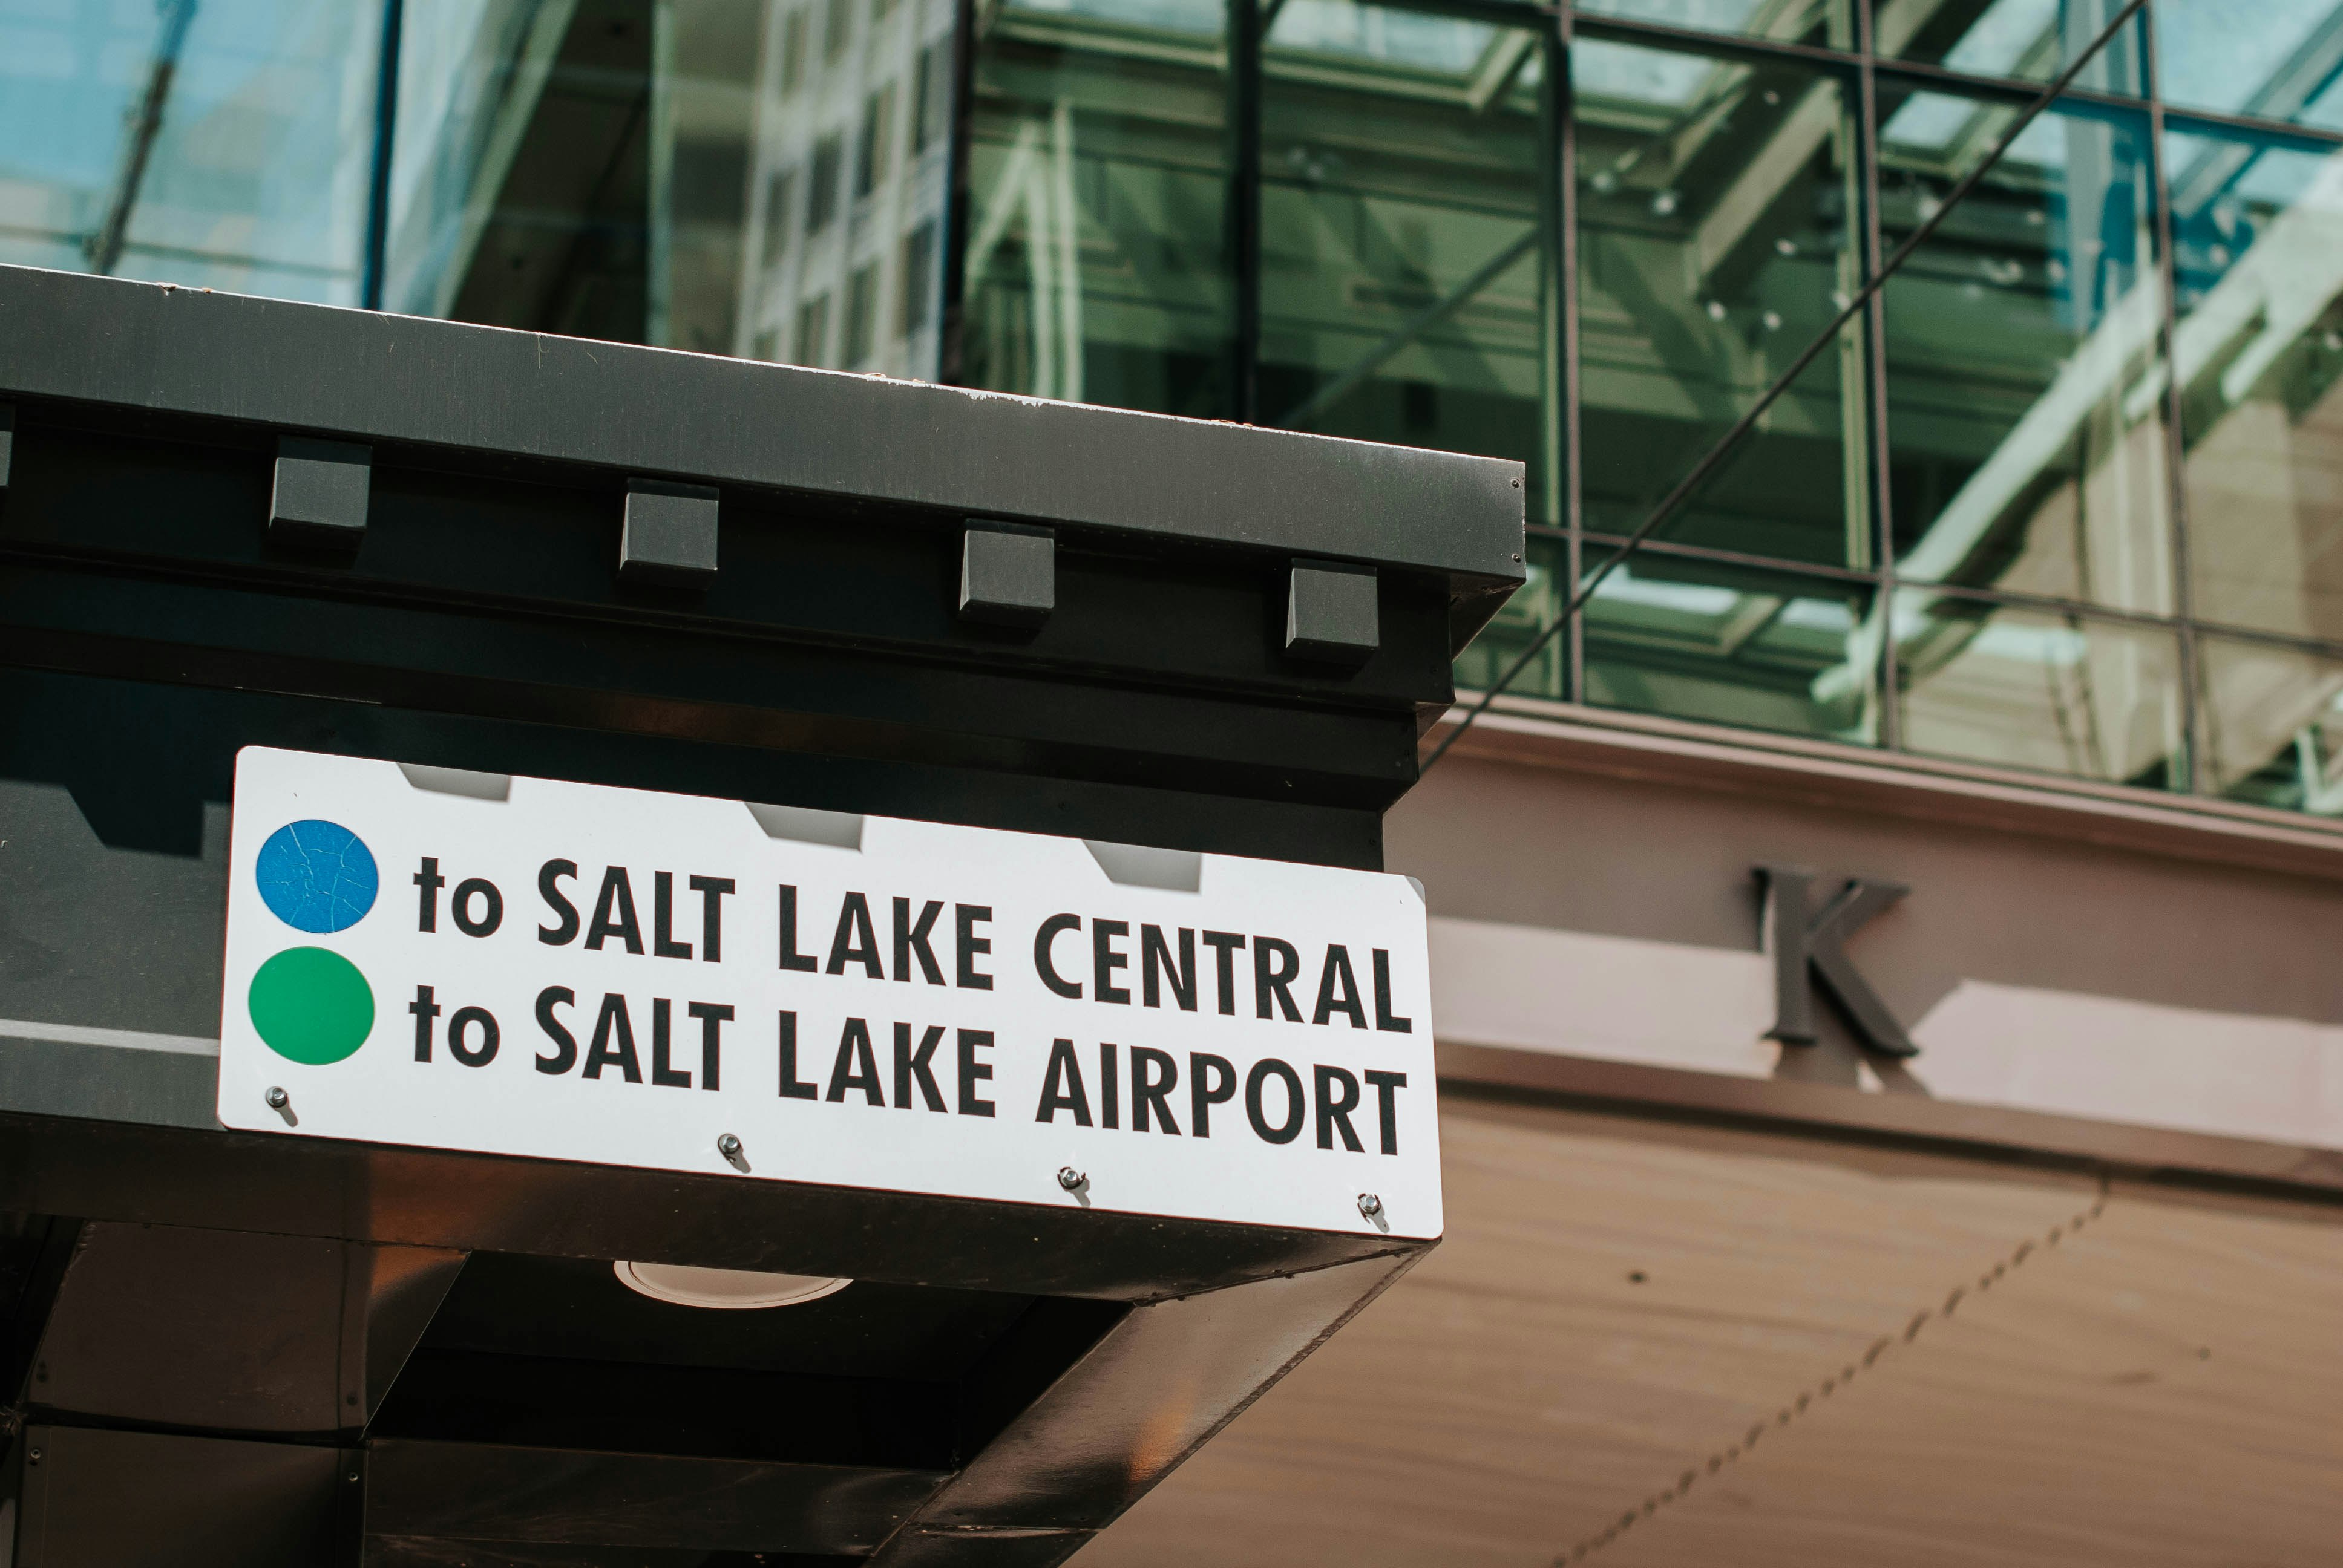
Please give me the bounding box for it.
[0,267,1523,601]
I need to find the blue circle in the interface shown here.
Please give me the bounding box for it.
[255,820,379,933]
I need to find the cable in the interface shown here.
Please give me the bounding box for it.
[1422,0,2151,776]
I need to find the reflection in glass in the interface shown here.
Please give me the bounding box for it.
[2154,0,2343,131]
[387,1,655,338]
[959,0,1232,414]
[1454,535,1567,700]
[2200,635,2343,813]
[1584,554,1878,742]
[1883,0,2143,96]
[388,0,949,370]
[1259,1,1548,503]
[1575,0,1849,50]
[2166,131,2343,642]
[1878,90,2172,614]
[0,0,382,303]
[1576,39,1866,566]
[1893,591,2183,785]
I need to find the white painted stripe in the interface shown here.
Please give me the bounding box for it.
[0,1018,221,1057]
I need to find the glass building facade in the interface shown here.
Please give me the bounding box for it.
[10,0,2343,815]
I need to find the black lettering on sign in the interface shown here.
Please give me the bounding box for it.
[1097,1040,1121,1129]
[689,877,734,961]
[1312,946,1366,1029]
[1373,949,1413,1033]
[650,998,690,1088]
[778,886,819,972]
[893,1022,946,1111]
[538,861,580,945]
[689,1002,732,1091]
[449,1006,499,1067]
[1365,1068,1407,1155]
[777,1010,817,1099]
[1142,926,1196,1011]
[957,1030,996,1118]
[956,904,994,990]
[1190,1052,1235,1137]
[827,1017,884,1104]
[584,993,643,1082]
[1254,937,1303,1022]
[1130,1046,1179,1135]
[414,857,445,932]
[452,878,503,937]
[827,893,885,979]
[534,987,577,1074]
[1245,1059,1305,1145]
[586,869,644,954]
[1035,1038,1091,1125]
[1093,919,1131,1005]
[893,898,945,984]
[1035,914,1082,998]
[1201,932,1245,1015]
[409,984,441,1062]
[653,873,692,959]
[1314,1065,1363,1152]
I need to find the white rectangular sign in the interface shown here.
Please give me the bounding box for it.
[218,748,1441,1239]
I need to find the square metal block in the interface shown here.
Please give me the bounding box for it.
[620,478,721,585]
[960,523,1055,627]
[269,435,371,543]
[0,402,14,488]
[1286,560,1379,665]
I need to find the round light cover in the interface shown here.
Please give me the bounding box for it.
[614,1260,851,1310]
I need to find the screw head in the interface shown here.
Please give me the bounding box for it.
[717,1134,744,1159]
[1057,1166,1086,1192]
[264,1086,289,1110]
[1357,1192,1384,1220]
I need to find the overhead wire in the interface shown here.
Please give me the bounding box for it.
[1420,0,2152,776]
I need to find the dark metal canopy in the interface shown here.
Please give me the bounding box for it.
[0,263,1523,1567]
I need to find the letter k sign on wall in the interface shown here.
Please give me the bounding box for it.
[1755,866,1917,1059]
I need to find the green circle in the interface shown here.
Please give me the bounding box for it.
[248,947,375,1065]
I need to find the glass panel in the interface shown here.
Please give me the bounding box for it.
[2198,635,2343,814]
[1574,0,1850,51]
[1455,534,1568,699]
[0,0,382,304]
[1582,552,1879,741]
[1576,38,1867,566]
[1882,0,2145,97]
[1878,90,2172,614]
[959,0,1233,414]
[1892,590,2184,785]
[2166,131,2343,641]
[386,0,656,339]
[1258,1,1550,508]
[2155,0,2343,132]
[387,1,946,371]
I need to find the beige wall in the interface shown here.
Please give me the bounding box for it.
[1080,1094,2343,1567]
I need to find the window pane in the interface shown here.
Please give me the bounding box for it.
[1893,591,2184,785]
[2167,131,2343,641]
[959,0,1233,415]
[1576,38,1867,566]
[1259,2,1550,507]
[2199,634,2343,814]
[1879,90,2172,615]
[1574,0,1850,51]
[1582,552,1879,742]
[1882,0,2145,96]
[0,0,382,304]
[1455,534,1568,700]
[2155,0,2343,131]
